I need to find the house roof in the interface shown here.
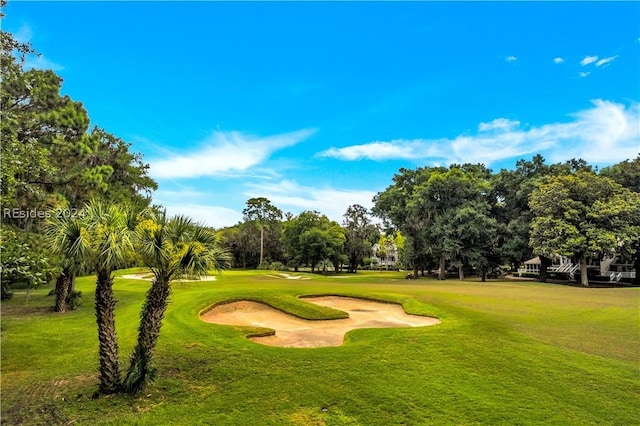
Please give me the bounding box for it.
[524,256,541,265]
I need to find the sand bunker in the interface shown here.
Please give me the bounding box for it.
[120,273,217,282]
[265,273,310,280]
[200,296,440,348]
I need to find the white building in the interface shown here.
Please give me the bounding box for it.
[518,254,635,282]
[371,242,398,270]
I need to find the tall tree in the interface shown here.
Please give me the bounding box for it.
[216,222,260,268]
[43,209,87,312]
[373,167,444,277]
[529,171,640,287]
[492,155,593,281]
[492,155,549,272]
[600,155,640,193]
[0,24,67,226]
[85,201,136,393]
[243,197,282,266]
[1,19,156,230]
[281,211,345,272]
[414,165,495,280]
[123,213,230,394]
[600,155,640,284]
[342,204,379,273]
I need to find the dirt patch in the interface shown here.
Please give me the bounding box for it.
[200,296,440,348]
[120,273,217,282]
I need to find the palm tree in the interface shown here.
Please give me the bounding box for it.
[122,212,230,394]
[44,212,87,313]
[83,200,135,394]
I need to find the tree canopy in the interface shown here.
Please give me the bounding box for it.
[529,171,640,286]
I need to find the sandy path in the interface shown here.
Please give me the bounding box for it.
[200,296,440,348]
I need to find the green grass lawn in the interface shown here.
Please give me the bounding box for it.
[1,270,639,425]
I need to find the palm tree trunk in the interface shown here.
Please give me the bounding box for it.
[123,277,170,394]
[69,274,76,294]
[54,274,70,313]
[95,269,121,394]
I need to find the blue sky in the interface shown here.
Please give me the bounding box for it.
[4,1,639,228]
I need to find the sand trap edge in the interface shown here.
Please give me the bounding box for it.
[299,294,441,320]
[198,297,345,322]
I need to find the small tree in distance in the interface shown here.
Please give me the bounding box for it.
[243,197,282,266]
[343,204,379,273]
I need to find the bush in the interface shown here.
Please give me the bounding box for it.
[268,262,289,271]
[258,261,289,271]
[66,290,83,310]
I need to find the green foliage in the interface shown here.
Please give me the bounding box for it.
[600,155,640,193]
[373,166,445,274]
[0,227,57,299]
[529,171,640,286]
[257,261,289,271]
[1,19,157,309]
[66,290,83,310]
[342,204,379,272]
[124,211,231,394]
[121,346,157,395]
[219,200,284,269]
[375,164,498,279]
[282,211,345,272]
[242,197,283,266]
[216,222,261,268]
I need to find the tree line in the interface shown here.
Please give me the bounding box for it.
[217,155,640,287]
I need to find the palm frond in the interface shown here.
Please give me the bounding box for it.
[83,199,135,273]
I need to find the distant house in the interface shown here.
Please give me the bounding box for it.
[518,255,578,279]
[371,243,398,270]
[518,254,635,282]
[600,255,636,282]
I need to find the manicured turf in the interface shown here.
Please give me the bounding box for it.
[1,270,639,425]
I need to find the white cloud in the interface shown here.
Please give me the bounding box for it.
[319,100,640,166]
[319,141,422,161]
[580,55,598,66]
[161,204,243,229]
[244,180,377,224]
[506,56,517,62]
[11,24,64,71]
[24,55,65,71]
[478,118,520,132]
[578,71,591,78]
[595,55,618,67]
[150,128,315,179]
[553,57,564,64]
[154,188,208,200]
[14,24,33,44]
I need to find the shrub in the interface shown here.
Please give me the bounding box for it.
[66,290,83,310]
[268,262,288,271]
[257,261,271,270]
